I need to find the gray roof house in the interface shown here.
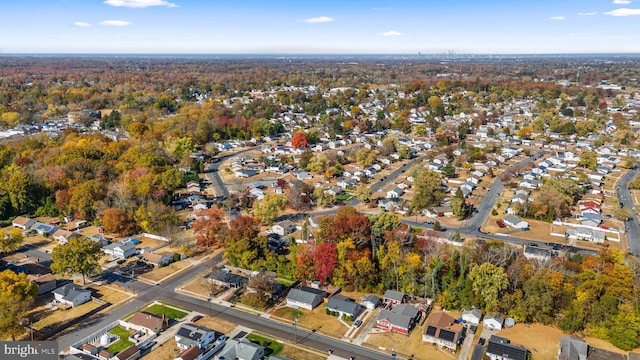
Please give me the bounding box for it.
[286,288,324,310]
[52,283,91,308]
[217,338,264,360]
[326,295,363,319]
[461,308,483,326]
[102,241,137,259]
[558,337,589,360]
[383,289,407,305]
[363,295,381,310]
[207,269,247,289]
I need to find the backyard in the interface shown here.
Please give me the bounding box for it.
[270,305,350,338]
[107,326,133,354]
[365,328,456,360]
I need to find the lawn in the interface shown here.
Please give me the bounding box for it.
[146,338,179,360]
[365,328,456,360]
[270,305,349,338]
[144,303,188,320]
[107,326,133,354]
[31,300,102,332]
[247,333,283,357]
[138,260,191,282]
[193,316,237,334]
[91,284,133,304]
[278,346,325,360]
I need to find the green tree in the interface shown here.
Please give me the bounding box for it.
[0,228,24,253]
[441,163,456,178]
[252,194,286,225]
[0,270,38,340]
[469,262,508,312]
[411,169,445,211]
[50,237,102,285]
[578,149,597,170]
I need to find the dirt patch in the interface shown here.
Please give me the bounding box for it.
[29,299,102,333]
[90,284,134,304]
[498,323,566,360]
[365,327,456,360]
[146,338,179,360]
[182,276,214,297]
[192,316,237,334]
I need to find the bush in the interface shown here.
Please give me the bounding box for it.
[496,219,506,228]
[491,209,498,216]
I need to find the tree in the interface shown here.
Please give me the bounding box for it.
[191,207,227,248]
[50,237,102,285]
[441,163,456,178]
[578,149,597,170]
[411,169,445,211]
[0,270,38,340]
[102,208,137,235]
[469,262,508,312]
[291,131,308,149]
[252,194,286,225]
[354,183,372,203]
[0,228,23,253]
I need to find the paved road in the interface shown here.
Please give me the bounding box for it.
[56,251,394,360]
[204,147,257,198]
[617,167,640,256]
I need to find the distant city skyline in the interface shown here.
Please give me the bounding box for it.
[2,0,640,54]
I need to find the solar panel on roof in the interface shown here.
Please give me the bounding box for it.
[426,326,437,336]
[439,329,456,342]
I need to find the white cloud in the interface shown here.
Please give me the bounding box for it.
[605,8,640,15]
[73,21,91,27]
[99,20,132,26]
[613,0,632,4]
[299,16,334,23]
[577,12,597,16]
[104,0,177,8]
[379,30,403,37]
[550,16,566,20]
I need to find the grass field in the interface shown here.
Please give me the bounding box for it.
[144,303,188,320]
[31,300,102,332]
[146,338,178,360]
[498,323,569,360]
[107,326,133,354]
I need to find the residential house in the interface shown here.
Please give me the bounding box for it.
[323,186,343,197]
[503,216,529,230]
[523,245,552,261]
[216,338,264,360]
[207,269,247,289]
[461,308,482,326]
[12,216,36,230]
[486,335,528,360]
[294,170,313,180]
[386,187,404,199]
[52,229,81,244]
[422,312,464,351]
[186,181,201,194]
[33,223,58,236]
[483,315,504,330]
[28,273,57,295]
[337,179,356,190]
[363,295,381,310]
[114,345,140,360]
[557,336,626,360]
[383,290,407,305]
[52,283,91,307]
[141,252,174,268]
[286,288,325,310]
[103,242,138,259]
[174,323,218,349]
[566,227,605,243]
[272,220,298,236]
[326,295,363,320]
[174,347,202,360]
[377,304,421,335]
[127,311,166,335]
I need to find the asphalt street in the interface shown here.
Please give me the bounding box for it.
[617,167,640,256]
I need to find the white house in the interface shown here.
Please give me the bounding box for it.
[461,308,482,326]
[102,241,137,259]
[386,187,404,199]
[503,215,529,230]
[483,315,504,330]
[52,283,91,308]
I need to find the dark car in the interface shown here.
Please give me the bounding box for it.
[354,320,363,327]
[478,337,486,346]
[191,315,203,322]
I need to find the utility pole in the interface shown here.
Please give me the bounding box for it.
[208,297,212,317]
[292,317,299,343]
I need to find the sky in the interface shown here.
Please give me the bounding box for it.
[1,0,640,54]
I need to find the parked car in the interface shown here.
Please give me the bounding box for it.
[191,315,203,322]
[478,338,486,346]
[354,320,363,327]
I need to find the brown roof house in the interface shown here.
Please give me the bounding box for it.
[114,344,140,360]
[12,216,36,230]
[141,252,174,268]
[28,273,57,295]
[124,311,167,335]
[422,312,464,351]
